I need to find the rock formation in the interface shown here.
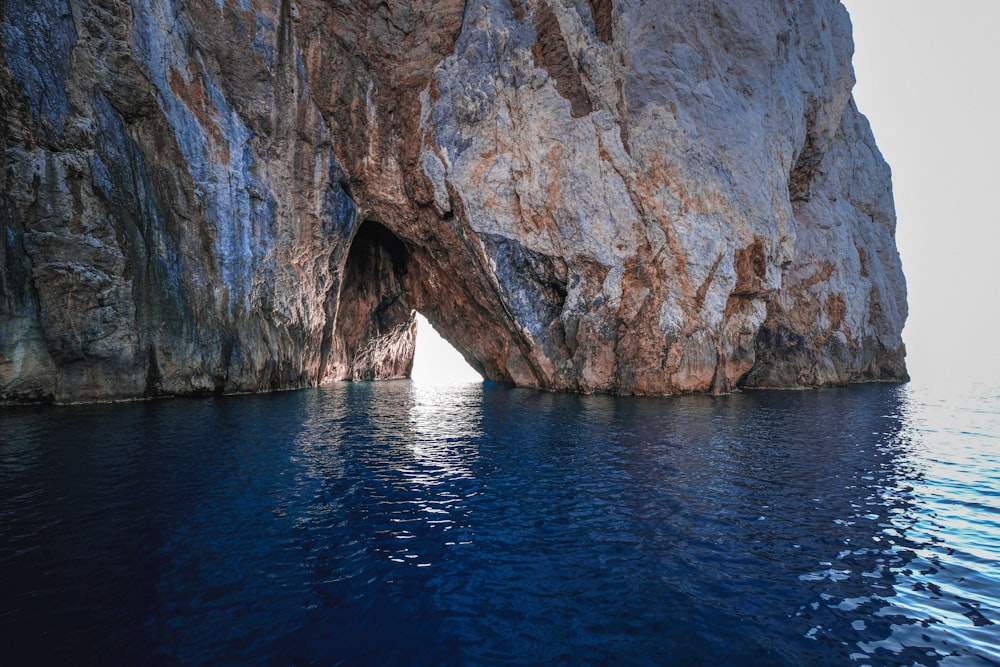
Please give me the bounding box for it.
[0,0,907,403]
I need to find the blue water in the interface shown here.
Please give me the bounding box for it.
[1,380,998,666]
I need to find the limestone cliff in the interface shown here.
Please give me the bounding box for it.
[0,0,906,403]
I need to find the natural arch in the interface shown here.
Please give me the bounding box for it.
[321,214,544,387]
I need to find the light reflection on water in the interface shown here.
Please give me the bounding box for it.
[854,381,1000,666]
[0,380,998,665]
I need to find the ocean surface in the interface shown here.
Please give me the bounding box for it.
[1,378,998,665]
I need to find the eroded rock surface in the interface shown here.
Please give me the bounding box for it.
[1,0,906,403]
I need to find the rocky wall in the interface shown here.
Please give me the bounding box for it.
[0,0,906,403]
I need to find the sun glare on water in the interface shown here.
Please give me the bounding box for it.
[410,312,483,385]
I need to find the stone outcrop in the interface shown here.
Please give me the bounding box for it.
[0,0,907,403]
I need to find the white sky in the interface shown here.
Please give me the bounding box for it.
[415,2,1000,386]
[843,0,1000,384]
[410,312,483,384]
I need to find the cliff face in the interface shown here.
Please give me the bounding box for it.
[0,0,906,403]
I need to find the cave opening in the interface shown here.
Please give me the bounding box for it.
[411,311,483,385]
[327,219,482,385]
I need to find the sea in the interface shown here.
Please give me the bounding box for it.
[1,375,998,665]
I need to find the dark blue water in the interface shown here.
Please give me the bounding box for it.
[1,380,998,666]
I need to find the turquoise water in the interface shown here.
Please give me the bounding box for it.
[1,380,997,665]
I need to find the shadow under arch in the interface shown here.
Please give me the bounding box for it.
[321,219,497,384]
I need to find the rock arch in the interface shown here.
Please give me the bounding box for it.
[322,216,540,388]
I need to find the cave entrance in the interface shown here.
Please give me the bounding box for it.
[326,219,482,385]
[411,312,483,385]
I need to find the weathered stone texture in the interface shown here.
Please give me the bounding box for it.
[0,0,906,403]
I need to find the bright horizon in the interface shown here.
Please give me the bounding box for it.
[410,312,483,385]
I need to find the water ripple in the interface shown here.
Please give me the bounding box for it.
[1,381,999,665]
